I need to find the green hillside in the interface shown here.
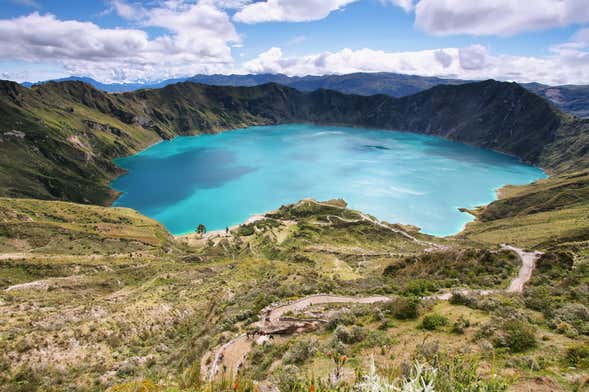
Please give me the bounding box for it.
[1,79,589,205]
[1,80,589,391]
[0,197,587,391]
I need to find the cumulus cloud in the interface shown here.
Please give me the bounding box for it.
[233,0,358,23]
[414,0,589,36]
[458,44,487,70]
[434,49,452,68]
[110,0,143,20]
[242,44,589,85]
[0,1,239,82]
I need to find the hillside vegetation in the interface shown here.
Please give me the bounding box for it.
[25,73,589,119]
[1,78,589,391]
[461,170,589,249]
[1,79,589,205]
[0,198,587,391]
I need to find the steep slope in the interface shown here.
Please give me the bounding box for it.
[0,79,585,204]
[23,74,589,119]
[388,81,564,165]
[0,81,161,204]
[0,197,173,255]
[460,169,589,248]
[524,82,589,118]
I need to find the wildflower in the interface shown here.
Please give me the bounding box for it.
[232,382,239,391]
[310,384,315,392]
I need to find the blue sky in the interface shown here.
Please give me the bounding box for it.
[0,0,588,85]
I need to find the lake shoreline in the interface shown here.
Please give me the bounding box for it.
[108,123,549,239]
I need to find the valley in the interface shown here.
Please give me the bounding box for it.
[0,79,588,391]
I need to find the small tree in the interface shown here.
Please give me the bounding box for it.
[196,224,207,237]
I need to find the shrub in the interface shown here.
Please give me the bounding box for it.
[566,344,589,369]
[449,291,472,306]
[556,321,579,338]
[273,365,303,391]
[451,316,471,334]
[236,224,255,236]
[384,296,421,320]
[552,303,589,335]
[535,251,574,274]
[326,309,356,330]
[421,314,449,331]
[334,325,366,344]
[502,320,537,353]
[403,279,438,296]
[283,339,318,365]
[524,286,554,313]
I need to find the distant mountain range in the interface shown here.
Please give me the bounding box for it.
[21,73,465,96]
[22,72,589,118]
[22,73,589,118]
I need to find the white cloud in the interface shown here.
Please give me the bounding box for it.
[233,0,358,23]
[414,0,589,36]
[214,0,253,9]
[381,0,414,12]
[0,1,239,83]
[458,44,487,70]
[434,49,452,68]
[242,44,589,85]
[110,0,143,20]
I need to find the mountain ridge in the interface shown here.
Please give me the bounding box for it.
[21,72,589,118]
[0,78,586,205]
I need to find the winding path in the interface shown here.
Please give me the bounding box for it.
[203,244,542,381]
[315,199,447,251]
[502,245,543,293]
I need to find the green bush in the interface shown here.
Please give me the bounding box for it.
[552,303,589,335]
[502,320,537,353]
[273,365,303,391]
[403,279,438,296]
[334,325,366,344]
[384,296,421,320]
[421,314,449,331]
[326,309,356,330]
[524,286,554,313]
[451,315,471,334]
[566,344,589,369]
[283,339,318,365]
[236,224,255,236]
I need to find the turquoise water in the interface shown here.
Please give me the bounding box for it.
[111,124,545,236]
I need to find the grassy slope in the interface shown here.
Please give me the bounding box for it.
[0,198,587,391]
[0,79,588,390]
[1,79,589,205]
[0,198,173,256]
[460,170,589,249]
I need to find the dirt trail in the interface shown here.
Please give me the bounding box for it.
[206,295,392,380]
[260,294,392,325]
[502,245,542,293]
[203,245,542,381]
[315,200,446,251]
[0,252,29,260]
